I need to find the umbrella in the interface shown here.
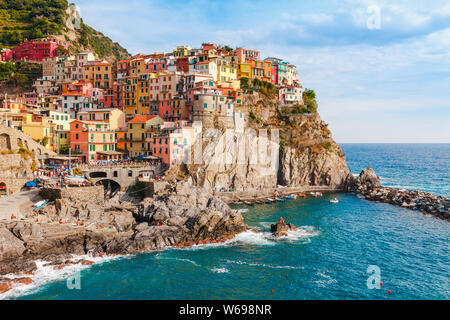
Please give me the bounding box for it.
[25,181,37,188]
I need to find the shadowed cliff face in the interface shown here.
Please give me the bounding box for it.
[186,92,351,191]
[278,113,350,188]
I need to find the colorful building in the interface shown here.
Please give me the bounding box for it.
[12,38,69,62]
[125,115,163,157]
[70,120,118,163]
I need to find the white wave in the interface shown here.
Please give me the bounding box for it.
[154,254,199,266]
[228,230,276,246]
[0,254,127,300]
[312,271,338,287]
[274,226,320,242]
[226,260,303,270]
[211,267,229,273]
[170,226,319,252]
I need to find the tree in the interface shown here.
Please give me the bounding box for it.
[302,88,318,113]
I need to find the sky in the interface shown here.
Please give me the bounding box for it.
[73,0,450,143]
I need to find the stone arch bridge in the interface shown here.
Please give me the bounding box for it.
[78,164,165,193]
[0,124,56,158]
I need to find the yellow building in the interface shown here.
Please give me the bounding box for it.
[0,112,32,130]
[55,130,70,153]
[173,46,191,57]
[212,57,237,83]
[126,115,163,157]
[22,117,55,151]
[237,62,252,79]
[83,61,114,89]
[49,111,72,131]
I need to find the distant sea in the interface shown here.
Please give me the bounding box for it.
[3,143,448,300]
[341,143,449,198]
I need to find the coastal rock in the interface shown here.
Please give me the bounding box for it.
[0,227,26,261]
[346,167,449,220]
[0,277,33,294]
[131,181,247,251]
[279,143,350,188]
[271,217,296,237]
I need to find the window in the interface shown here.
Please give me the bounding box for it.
[128,170,133,177]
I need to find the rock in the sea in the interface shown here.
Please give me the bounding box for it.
[271,217,296,237]
[0,277,33,294]
[345,167,449,220]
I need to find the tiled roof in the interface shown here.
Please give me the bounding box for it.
[128,115,158,123]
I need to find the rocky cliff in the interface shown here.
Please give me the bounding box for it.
[0,182,247,279]
[186,92,350,191]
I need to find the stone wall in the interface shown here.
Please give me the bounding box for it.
[0,154,34,195]
[0,124,55,158]
[143,181,169,198]
[0,177,29,195]
[40,186,104,205]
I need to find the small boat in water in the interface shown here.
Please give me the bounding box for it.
[243,201,254,206]
[285,195,293,200]
[266,198,275,204]
[329,198,339,204]
[276,197,285,202]
[298,193,306,198]
[255,200,264,205]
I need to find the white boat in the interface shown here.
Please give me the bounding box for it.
[329,198,339,204]
[33,200,46,207]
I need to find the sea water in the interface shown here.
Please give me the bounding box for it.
[4,144,449,300]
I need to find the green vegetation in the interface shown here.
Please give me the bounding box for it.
[78,23,129,61]
[0,0,130,62]
[302,88,318,113]
[0,61,42,89]
[241,77,278,98]
[0,0,68,45]
[321,141,332,151]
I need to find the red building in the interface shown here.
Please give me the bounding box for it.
[0,49,14,62]
[176,57,189,73]
[69,120,89,163]
[13,38,69,62]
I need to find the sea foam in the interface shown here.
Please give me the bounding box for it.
[0,254,127,300]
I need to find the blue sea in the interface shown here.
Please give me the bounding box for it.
[4,144,449,300]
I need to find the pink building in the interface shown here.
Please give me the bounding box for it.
[145,57,168,73]
[279,86,303,105]
[234,48,260,63]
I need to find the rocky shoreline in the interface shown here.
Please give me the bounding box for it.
[1,168,448,296]
[345,168,449,220]
[0,182,248,295]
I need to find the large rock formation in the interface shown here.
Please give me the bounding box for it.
[345,167,449,220]
[105,182,247,253]
[0,227,26,260]
[0,182,247,278]
[186,93,351,192]
[279,142,350,188]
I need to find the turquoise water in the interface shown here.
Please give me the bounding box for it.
[13,144,450,300]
